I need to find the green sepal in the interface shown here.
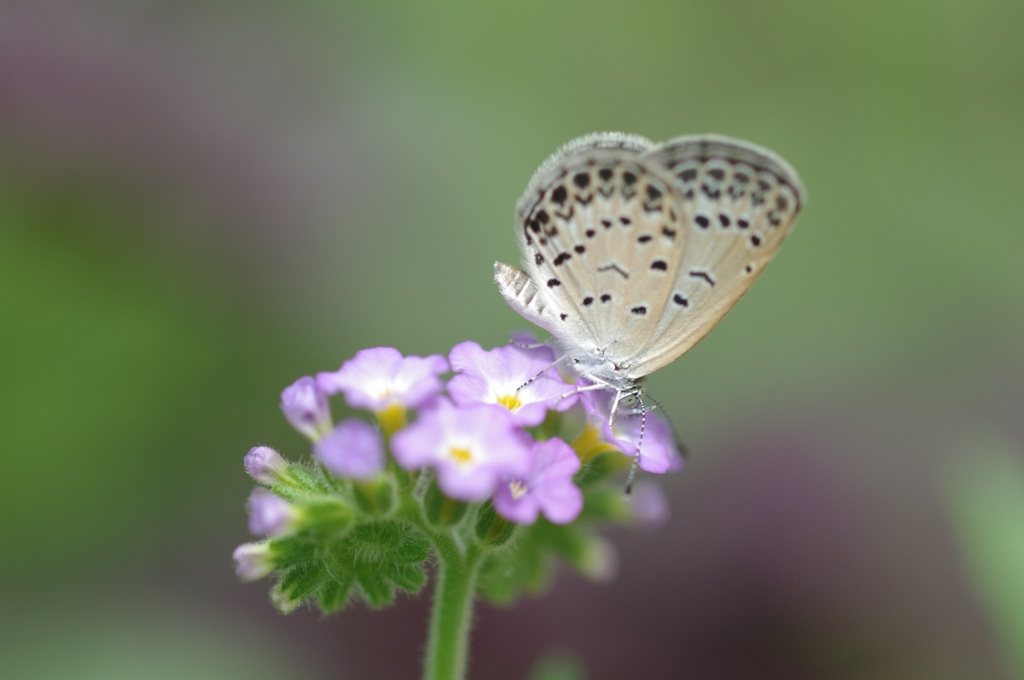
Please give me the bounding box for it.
[352,477,396,516]
[577,487,627,523]
[546,528,614,582]
[299,497,355,536]
[273,462,328,501]
[474,502,517,547]
[275,562,326,608]
[268,534,320,564]
[424,481,469,528]
[573,452,625,488]
[476,520,571,605]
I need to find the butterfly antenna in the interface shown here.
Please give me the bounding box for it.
[514,347,570,392]
[622,390,647,499]
[642,392,689,461]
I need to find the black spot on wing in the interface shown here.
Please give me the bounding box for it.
[689,270,715,287]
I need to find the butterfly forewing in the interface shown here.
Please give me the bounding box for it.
[515,148,687,361]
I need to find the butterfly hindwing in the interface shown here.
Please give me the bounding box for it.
[495,132,804,387]
[625,135,805,377]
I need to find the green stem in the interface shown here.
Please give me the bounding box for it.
[424,534,483,680]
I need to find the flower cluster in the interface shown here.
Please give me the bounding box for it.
[234,339,682,613]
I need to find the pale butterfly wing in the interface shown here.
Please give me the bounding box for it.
[495,132,804,389]
[628,134,806,377]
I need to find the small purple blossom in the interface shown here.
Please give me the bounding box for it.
[280,376,332,440]
[233,542,274,581]
[391,399,530,502]
[314,418,386,480]
[316,347,448,412]
[247,488,299,536]
[629,481,670,529]
[244,446,288,485]
[493,438,583,525]
[581,389,684,474]
[447,341,575,426]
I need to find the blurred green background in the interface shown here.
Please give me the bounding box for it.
[2,1,1022,678]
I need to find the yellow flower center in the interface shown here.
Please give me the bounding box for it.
[448,447,474,465]
[376,404,408,437]
[508,480,528,500]
[571,424,622,464]
[497,393,522,411]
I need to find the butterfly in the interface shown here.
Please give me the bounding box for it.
[494,132,805,413]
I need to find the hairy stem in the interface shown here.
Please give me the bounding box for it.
[423,534,482,680]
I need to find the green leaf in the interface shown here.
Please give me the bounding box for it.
[387,562,429,593]
[354,561,396,608]
[477,522,554,605]
[316,572,355,614]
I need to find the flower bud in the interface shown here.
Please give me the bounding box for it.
[352,478,395,516]
[474,502,516,547]
[629,481,670,529]
[244,446,288,485]
[247,488,299,536]
[280,376,333,440]
[424,481,468,528]
[233,542,274,581]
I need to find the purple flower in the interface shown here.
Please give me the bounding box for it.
[447,341,575,426]
[493,438,583,525]
[244,446,288,485]
[316,347,448,412]
[247,488,299,536]
[314,418,386,480]
[233,542,273,581]
[629,481,670,529]
[581,388,683,474]
[391,399,530,502]
[280,376,332,440]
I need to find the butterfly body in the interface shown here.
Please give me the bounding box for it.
[495,132,805,399]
